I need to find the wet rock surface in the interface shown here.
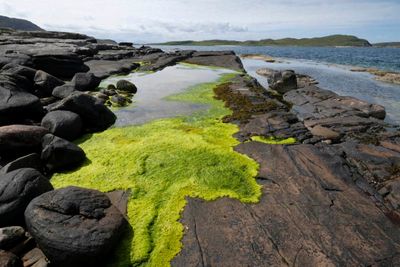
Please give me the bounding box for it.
[24,186,127,267]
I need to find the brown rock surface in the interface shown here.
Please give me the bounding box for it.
[173,143,400,266]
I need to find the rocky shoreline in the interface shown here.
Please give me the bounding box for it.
[1,28,400,266]
[174,67,400,266]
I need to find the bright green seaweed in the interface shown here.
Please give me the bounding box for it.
[51,72,261,267]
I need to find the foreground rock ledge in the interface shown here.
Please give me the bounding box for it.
[173,143,400,267]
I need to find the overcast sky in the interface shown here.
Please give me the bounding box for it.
[1,0,399,43]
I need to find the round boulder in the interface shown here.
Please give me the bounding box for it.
[116,80,137,94]
[41,134,86,172]
[41,111,83,141]
[0,168,53,227]
[34,70,64,96]
[71,72,101,91]
[49,93,116,132]
[25,186,127,267]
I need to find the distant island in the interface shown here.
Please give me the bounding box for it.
[373,42,400,48]
[0,15,43,31]
[154,35,372,47]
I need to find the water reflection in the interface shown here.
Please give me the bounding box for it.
[101,64,235,126]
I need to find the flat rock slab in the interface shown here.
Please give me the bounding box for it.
[172,143,400,267]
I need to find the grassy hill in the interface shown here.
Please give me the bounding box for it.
[373,42,400,48]
[156,35,372,47]
[0,15,43,31]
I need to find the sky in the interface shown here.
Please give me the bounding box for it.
[1,0,399,43]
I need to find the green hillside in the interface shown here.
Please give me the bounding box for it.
[156,35,372,47]
[0,15,43,31]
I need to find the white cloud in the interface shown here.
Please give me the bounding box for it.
[0,0,399,42]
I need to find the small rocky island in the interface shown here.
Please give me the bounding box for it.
[0,27,400,267]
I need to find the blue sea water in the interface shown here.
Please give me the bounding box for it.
[154,45,400,72]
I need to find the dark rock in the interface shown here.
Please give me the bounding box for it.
[0,250,22,267]
[50,93,116,132]
[0,125,48,156]
[41,111,82,141]
[1,64,36,81]
[0,53,32,68]
[52,84,76,99]
[184,51,244,71]
[0,80,43,125]
[71,72,101,91]
[107,84,116,90]
[0,226,25,250]
[24,186,127,267]
[32,53,89,79]
[33,70,64,96]
[268,70,298,93]
[39,96,57,106]
[118,42,133,47]
[0,168,53,227]
[0,153,41,174]
[21,248,48,267]
[41,134,86,172]
[85,59,140,79]
[100,88,117,96]
[116,80,137,94]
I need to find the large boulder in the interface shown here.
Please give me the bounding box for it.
[268,70,298,94]
[71,72,101,91]
[0,125,48,157]
[116,80,137,94]
[41,134,86,172]
[41,111,82,141]
[0,168,53,227]
[52,83,76,99]
[50,93,116,132]
[25,186,127,267]
[0,79,43,125]
[1,64,36,81]
[31,53,89,79]
[33,70,64,96]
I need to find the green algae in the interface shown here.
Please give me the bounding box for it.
[250,135,297,145]
[51,72,261,267]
